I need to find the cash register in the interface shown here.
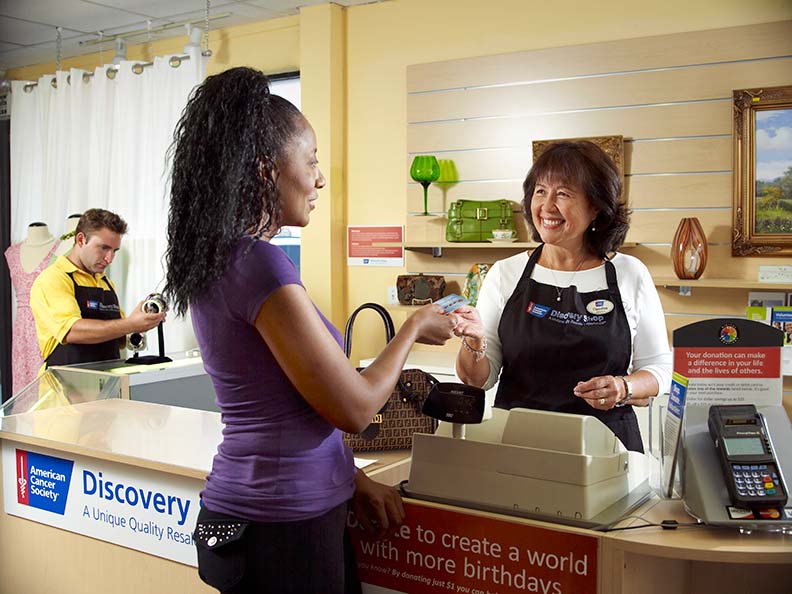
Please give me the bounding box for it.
[405,407,652,529]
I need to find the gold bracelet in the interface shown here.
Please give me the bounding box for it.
[462,337,488,362]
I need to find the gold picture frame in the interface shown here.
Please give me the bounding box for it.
[532,135,625,196]
[732,85,792,257]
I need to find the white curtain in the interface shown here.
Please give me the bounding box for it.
[10,47,207,355]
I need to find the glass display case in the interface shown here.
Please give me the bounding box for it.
[62,354,215,412]
[1,354,216,417]
[1,366,122,417]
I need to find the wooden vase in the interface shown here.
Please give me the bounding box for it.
[671,217,708,280]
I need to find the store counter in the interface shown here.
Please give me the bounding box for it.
[0,397,410,594]
[350,404,791,594]
[1,387,789,593]
[351,495,792,594]
[600,497,792,593]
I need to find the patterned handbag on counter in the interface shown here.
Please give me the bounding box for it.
[342,303,438,452]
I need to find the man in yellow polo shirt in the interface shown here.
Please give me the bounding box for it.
[30,209,165,367]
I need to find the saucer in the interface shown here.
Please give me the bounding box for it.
[487,238,518,243]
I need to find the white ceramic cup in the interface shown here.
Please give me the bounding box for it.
[492,229,514,240]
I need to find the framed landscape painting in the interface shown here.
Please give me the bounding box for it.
[533,135,624,180]
[732,85,792,256]
[532,135,625,204]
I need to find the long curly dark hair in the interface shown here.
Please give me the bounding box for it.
[522,141,630,259]
[164,67,303,316]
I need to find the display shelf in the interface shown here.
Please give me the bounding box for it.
[405,241,637,255]
[405,241,537,251]
[653,277,789,290]
[385,303,424,313]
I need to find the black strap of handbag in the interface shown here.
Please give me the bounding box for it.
[343,302,436,404]
[344,302,395,357]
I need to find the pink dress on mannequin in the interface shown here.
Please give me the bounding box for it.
[4,241,61,395]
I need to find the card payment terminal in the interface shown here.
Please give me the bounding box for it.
[708,404,788,508]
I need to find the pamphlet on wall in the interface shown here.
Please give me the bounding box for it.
[748,307,792,370]
[746,306,772,324]
[663,372,688,498]
[747,291,787,307]
[770,306,792,346]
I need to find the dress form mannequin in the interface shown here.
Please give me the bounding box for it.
[19,222,57,273]
[53,213,82,259]
[4,222,61,394]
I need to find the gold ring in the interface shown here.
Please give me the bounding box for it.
[599,398,606,406]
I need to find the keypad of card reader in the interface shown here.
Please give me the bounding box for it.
[732,464,781,500]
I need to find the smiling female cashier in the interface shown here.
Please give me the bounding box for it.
[453,141,672,452]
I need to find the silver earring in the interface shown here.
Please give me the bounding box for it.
[590,221,596,232]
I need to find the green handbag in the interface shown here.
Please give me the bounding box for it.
[445,199,517,242]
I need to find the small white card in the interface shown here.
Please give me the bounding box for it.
[354,457,377,469]
[758,266,792,284]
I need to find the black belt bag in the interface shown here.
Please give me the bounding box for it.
[194,514,250,591]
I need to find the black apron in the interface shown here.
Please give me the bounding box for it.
[495,244,643,452]
[45,272,122,367]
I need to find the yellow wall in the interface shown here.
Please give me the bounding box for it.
[8,0,792,362]
[300,4,348,326]
[341,0,792,361]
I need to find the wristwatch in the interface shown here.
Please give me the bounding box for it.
[616,376,633,406]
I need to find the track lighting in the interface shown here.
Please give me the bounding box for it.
[111,38,127,66]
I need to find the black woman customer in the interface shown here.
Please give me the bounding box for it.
[164,67,457,593]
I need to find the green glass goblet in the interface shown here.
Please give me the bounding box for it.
[410,155,441,216]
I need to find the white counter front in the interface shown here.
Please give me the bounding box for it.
[0,398,411,594]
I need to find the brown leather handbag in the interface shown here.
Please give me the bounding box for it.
[342,303,438,452]
[396,274,446,305]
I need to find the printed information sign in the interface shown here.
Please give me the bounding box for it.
[3,441,202,566]
[350,501,598,594]
[663,372,689,497]
[672,319,783,406]
[348,226,404,267]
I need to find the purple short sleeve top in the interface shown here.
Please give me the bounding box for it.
[191,237,354,522]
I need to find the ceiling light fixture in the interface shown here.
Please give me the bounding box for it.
[79,13,230,46]
[111,38,127,66]
[183,25,203,53]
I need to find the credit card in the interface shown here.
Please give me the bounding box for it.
[434,293,470,313]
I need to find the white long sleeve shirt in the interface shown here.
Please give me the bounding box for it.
[476,250,673,395]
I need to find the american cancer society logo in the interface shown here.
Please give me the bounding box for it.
[16,449,74,515]
[526,301,550,318]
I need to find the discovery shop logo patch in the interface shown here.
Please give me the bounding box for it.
[16,449,74,515]
[85,300,119,312]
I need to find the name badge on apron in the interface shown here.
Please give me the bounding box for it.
[586,299,614,315]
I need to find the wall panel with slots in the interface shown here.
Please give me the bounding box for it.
[404,20,792,399]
